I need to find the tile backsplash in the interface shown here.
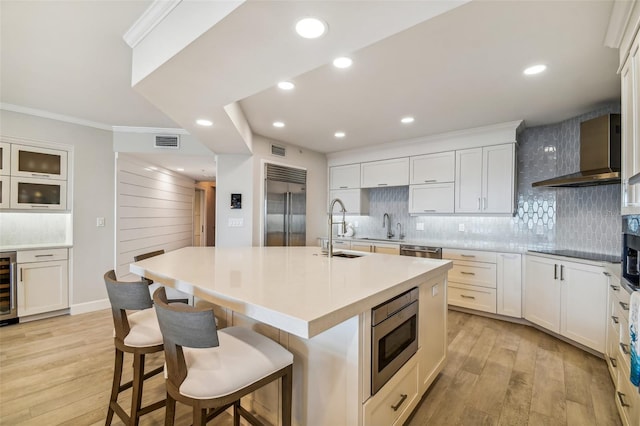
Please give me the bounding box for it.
[342,103,622,255]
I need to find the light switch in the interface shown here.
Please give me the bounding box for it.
[416,222,424,231]
[458,223,465,232]
[96,217,105,227]
[228,218,244,227]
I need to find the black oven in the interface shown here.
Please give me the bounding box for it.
[623,232,639,287]
[371,287,419,395]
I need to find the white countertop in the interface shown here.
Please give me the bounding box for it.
[131,246,451,339]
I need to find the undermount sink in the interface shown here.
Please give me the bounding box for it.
[331,252,364,258]
[359,237,405,243]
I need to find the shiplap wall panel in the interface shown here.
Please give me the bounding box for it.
[116,155,195,280]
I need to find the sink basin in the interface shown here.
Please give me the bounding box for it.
[359,237,405,243]
[331,252,364,258]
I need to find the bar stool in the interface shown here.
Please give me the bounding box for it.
[104,270,165,425]
[133,250,192,305]
[153,287,294,426]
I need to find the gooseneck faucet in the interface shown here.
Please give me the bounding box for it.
[383,213,394,239]
[327,198,347,258]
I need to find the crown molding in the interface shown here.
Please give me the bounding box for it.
[123,0,182,48]
[112,125,188,135]
[604,0,635,48]
[1,103,112,131]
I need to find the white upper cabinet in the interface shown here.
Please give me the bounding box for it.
[11,144,68,181]
[0,142,10,176]
[621,29,640,213]
[330,164,361,189]
[329,189,369,215]
[455,144,515,214]
[409,152,455,184]
[409,183,454,214]
[361,158,409,188]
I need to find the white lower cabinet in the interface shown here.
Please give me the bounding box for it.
[497,253,522,317]
[363,359,418,426]
[418,276,447,393]
[524,254,607,352]
[17,248,69,317]
[351,242,400,255]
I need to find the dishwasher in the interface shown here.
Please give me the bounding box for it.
[399,244,442,259]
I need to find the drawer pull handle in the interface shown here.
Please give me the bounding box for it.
[423,179,436,183]
[460,271,476,275]
[377,183,388,186]
[423,209,436,212]
[31,173,50,178]
[609,356,617,368]
[35,254,54,258]
[603,271,611,277]
[612,315,619,324]
[620,343,630,355]
[560,265,565,281]
[460,254,475,258]
[554,264,558,280]
[617,391,630,408]
[339,186,348,189]
[461,295,476,300]
[610,285,620,291]
[620,302,629,311]
[391,394,408,412]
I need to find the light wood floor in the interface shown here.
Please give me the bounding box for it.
[0,309,621,426]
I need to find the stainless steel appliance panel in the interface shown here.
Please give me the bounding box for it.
[264,164,306,247]
[400,244,442,259]
[0,252,18,325]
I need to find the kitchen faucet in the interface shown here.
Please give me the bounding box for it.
[397,223,405,240]
[383,213,394,239]
[327,198,347,258]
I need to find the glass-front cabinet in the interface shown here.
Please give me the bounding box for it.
[10,144,67,180]
[10,177,67,210]
[0,142,10,176]
[0,176,9,209]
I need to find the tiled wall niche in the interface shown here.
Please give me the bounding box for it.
[341,103,622,255]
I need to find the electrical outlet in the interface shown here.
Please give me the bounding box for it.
[96,217,105,227]
[353,221,359,228]
[458,223,465,232]
[432,284,439,297]
[416,222,424,231]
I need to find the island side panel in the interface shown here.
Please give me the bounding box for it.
[419,273,448,394]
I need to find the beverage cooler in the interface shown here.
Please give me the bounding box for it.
[0,251,18,326]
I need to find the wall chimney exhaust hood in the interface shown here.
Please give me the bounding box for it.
[532,114,621,188]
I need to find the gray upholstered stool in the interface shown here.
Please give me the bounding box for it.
[153,287,294,426]
[104,270,165,425]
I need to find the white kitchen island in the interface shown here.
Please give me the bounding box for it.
[131,246,451,426]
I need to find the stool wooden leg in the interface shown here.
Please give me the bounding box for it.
[233,401,240,426]
[130,353,145,426]
[164,392,176,426]
[193,406,206,426]
[106,348,124,426]
[281,366,292,426]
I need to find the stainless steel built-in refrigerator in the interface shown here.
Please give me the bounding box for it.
[264,164,306,246]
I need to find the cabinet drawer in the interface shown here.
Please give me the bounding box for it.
[17,248,68,263]
[332,240,351,249]
[448,283,496,314]
[449,262,497,288]
[363,360,418,426]
[618,313,631,369]
[617,360,640,426]
[443,249,497,264]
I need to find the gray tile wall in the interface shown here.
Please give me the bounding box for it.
[345,103,622,255]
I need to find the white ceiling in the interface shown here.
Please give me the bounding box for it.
[1,1,622,174]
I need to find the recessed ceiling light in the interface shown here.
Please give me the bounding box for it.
[333,57,353,69]
[523,64,547,75]
[176,167,184,171]
[334,131,346,138]
[277,81,295,90]
[295,17,327,39]
[401,116,415,124]
[196,119,213,126]
[273,121,285,128]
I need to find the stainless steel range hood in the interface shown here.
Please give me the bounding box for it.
[532,114,621,188]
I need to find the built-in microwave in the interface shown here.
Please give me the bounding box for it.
[623,232,639,288]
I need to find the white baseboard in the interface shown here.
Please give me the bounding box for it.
[70,298,110,315]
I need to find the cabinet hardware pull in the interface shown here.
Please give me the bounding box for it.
[460,254,475,258]
[391,394,408,411]
[377,183,388,186]
[423,209,436,212]
[30,205,50,208]
[620,343,630,355]
[554,264,558,280]
[482,197,487,210]
[560,265,565,281]
[20,267,23,282]
[339,186,348,189]
[423,179,436,183]
[461,295,476,299]
[609,357,617,368]
[35,254,54,257]
[603,271,611,277]
[611,316,619,324]
[460,271,476,275]
[610,285,620,291]
[477,198,481,210]
[620,301,629,311]
[31,173,50,178]
[617,391,630,407]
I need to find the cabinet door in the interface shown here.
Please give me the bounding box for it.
[0,176,9,209]
[329,189,369,215]
[11,144,68,180]
[330,164,360,189]
[497,253,522,318]
[631,37,640,208]
[454,148,482,213]
[0,142,10,175]
[18,260,69,316]
[408,183,454,214]
[11,177,67,210]
[350,243,372,253]
[373,243,399,255]
[482,144,515,214]
[409,152,455,184]
[622,55,638,209]
[524,255,560,333]
[361,158,409,188]
[560,261,607,353]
